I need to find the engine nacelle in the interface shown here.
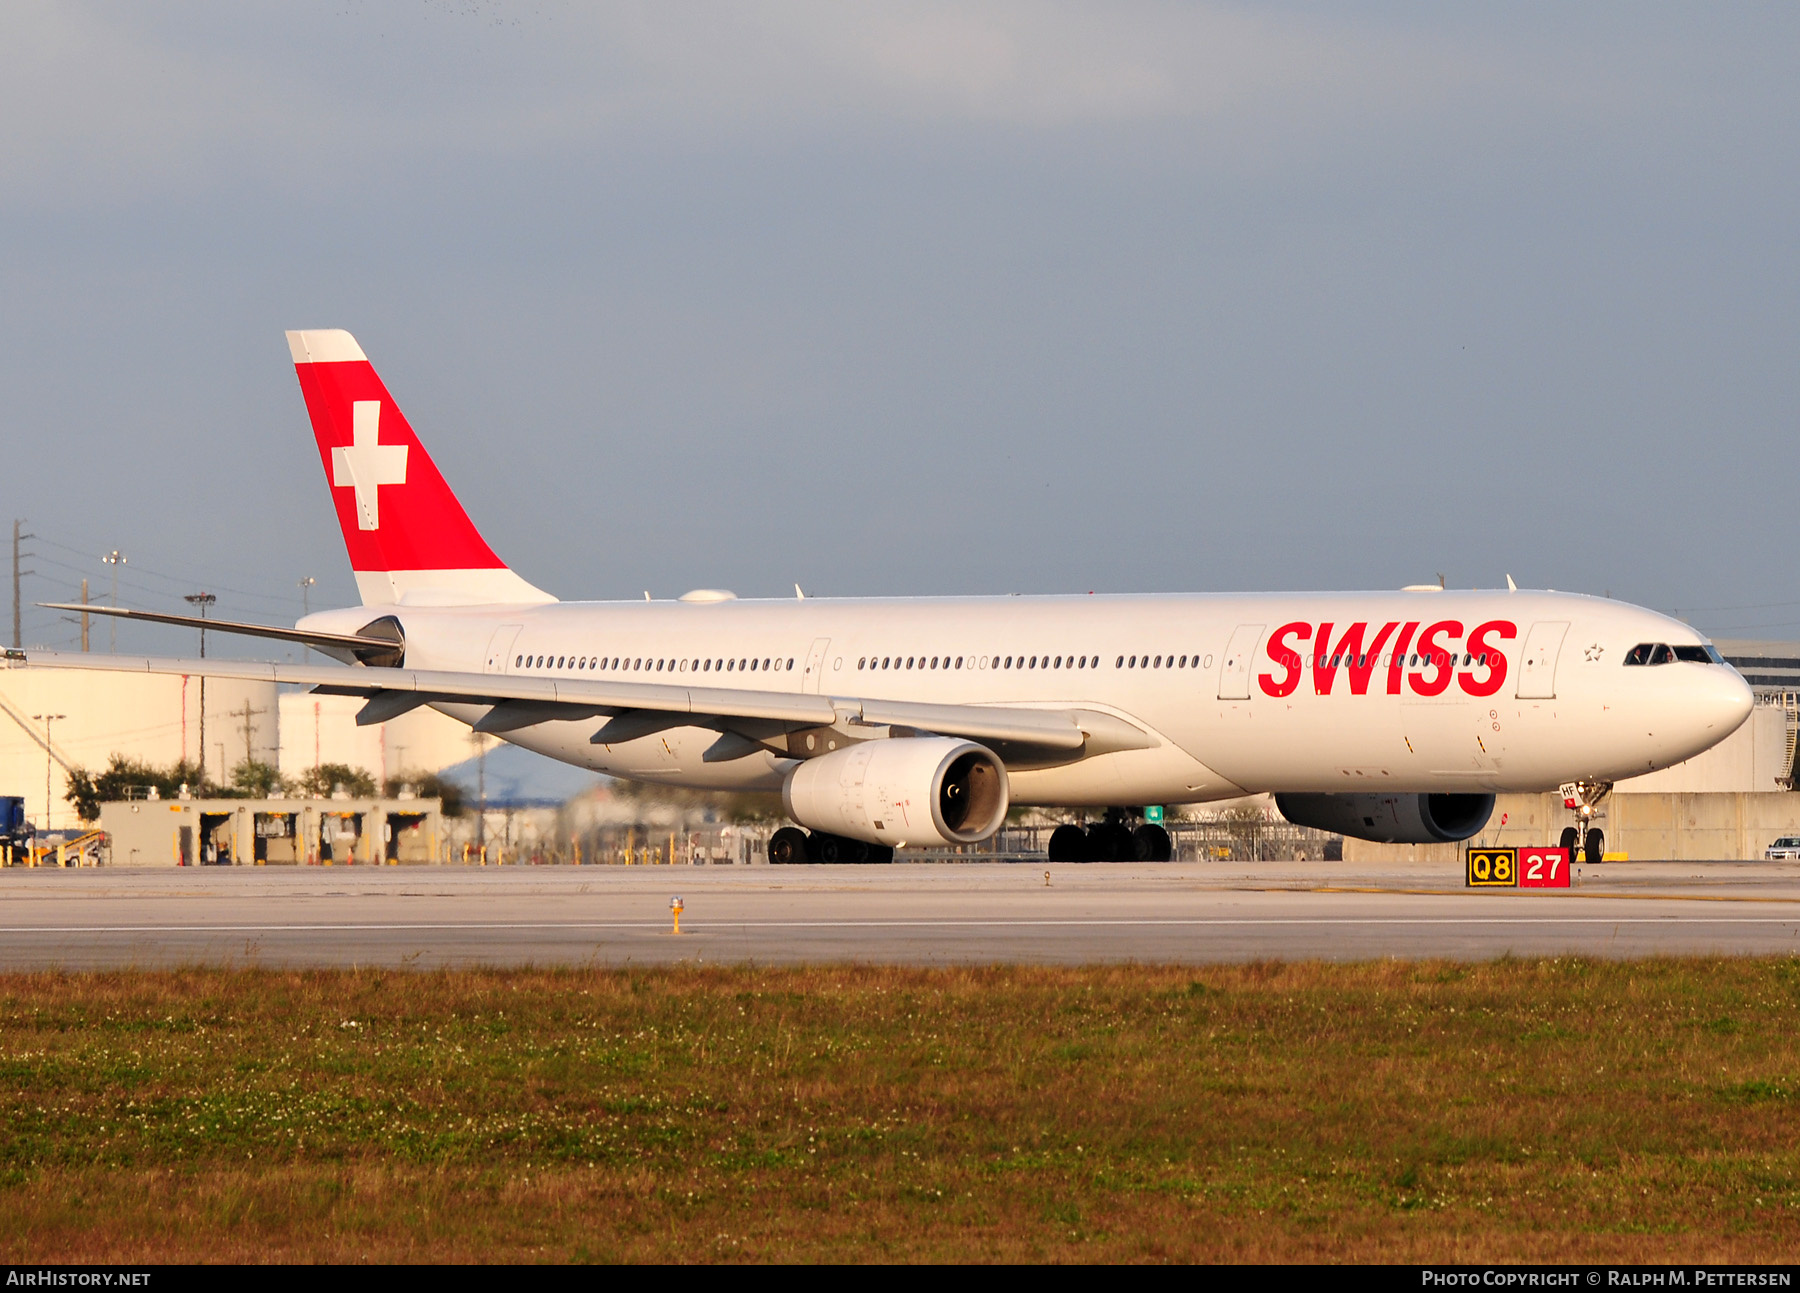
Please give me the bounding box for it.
[782,737,1009,848]
[1274,792,1494,844]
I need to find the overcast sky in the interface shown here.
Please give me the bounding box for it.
[1,2,1795,654]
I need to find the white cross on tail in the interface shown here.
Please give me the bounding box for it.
[331,401,408,530]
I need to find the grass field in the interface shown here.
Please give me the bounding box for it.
[0,960,1795,1262]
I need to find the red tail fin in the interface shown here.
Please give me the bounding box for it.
[287,329,552,606]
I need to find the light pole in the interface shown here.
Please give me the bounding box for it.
[298,576,316,617]
[101,549,125,652]
[184,593,215,783]
[31,713,64,831]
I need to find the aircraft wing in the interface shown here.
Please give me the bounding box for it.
[4,650,1135,756]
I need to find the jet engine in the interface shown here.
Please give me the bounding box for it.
[1274,792,1494,844]
[782,737,1009,848]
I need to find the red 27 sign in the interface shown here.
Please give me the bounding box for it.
[1518,847,1570,889]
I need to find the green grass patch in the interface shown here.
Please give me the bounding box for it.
[0,960,1794,1260]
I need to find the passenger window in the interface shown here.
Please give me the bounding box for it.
[955,656,963,668]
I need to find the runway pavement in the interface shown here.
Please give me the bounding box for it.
[1,859,1798,968]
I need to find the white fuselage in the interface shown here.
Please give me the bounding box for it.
[301,588,1754,807]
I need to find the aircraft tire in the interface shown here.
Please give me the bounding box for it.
[1089,821,1133,862]
[1559,825,1579,856]
[1132,824,1172,862]
[1047,824,1090,863]
[769,826,810,865]
[1584,828,1605,866]
[865,844,895,864]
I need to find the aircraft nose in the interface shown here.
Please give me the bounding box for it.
[1702,665,1755,739]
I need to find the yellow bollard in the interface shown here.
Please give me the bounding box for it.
[670,895,684,935]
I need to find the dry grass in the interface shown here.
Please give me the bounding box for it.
[0,960,1795,1262]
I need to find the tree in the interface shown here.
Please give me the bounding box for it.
[64,756,212,823]
[230,760,289,797]
[608,778,783,823]
[383,771,466,817]
[295,763,377,798]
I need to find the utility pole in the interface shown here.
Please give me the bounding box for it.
[31,713,64,831]
[474,732,487,855]
[184,593,215,784]
[12,521,35,650]
[231,699,267,780]
[79,579,89,652]
[102,550,125,652]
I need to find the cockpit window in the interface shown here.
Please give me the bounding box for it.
[1673,644,1721,664]
[1626,642,1721,666]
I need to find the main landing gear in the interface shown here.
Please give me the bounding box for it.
[767,826,895,865]
[1047,811,1172,863]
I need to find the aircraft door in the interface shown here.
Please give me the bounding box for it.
[484,624,523,674]
[801,638,831,695]
[1515,622,1569,699]
[1218,624,1265,700]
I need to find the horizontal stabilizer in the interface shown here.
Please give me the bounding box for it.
[37,603,393,662]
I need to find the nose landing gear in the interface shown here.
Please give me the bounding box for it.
[1559,781,1613,865]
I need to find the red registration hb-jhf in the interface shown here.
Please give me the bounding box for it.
[1518,847,1571,889]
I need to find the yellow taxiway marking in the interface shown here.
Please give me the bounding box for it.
[1299,885,1800,905]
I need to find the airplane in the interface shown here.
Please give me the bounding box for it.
[21,328,1754,865]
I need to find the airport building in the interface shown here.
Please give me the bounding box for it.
[0,664,493,834]
[99,793,445,867]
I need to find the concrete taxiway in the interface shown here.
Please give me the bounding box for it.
[0,860,1797,968]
